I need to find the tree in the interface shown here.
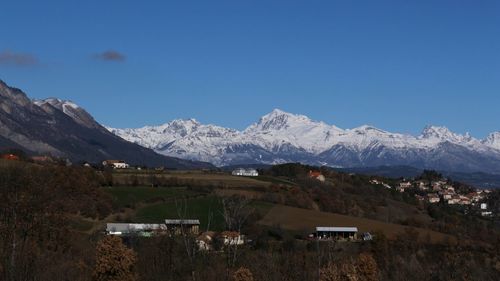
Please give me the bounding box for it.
[320,262,341,281]
[232,267,254,281]
[93,236,137,281]
[221,196,253,270]
[319,261,358,281]
[356,253,378,281]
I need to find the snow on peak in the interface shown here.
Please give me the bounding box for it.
[34,98,81,116]
[420,125,465,142]
[351,125,389,134]
[109,118,242,158]
[418,125,484,150]
[107,109,500,166]
[248,109,314,131]
[483,132,500,150]
[33,98,99,128]
[34,98,80,109]
[160,119,201,133]
[240,109,346,153]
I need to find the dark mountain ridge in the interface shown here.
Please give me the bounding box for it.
[0,80,213,169]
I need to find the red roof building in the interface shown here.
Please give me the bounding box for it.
[308,171,326,182]
[1,154,20,161]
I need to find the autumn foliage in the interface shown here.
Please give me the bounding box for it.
[232,267,254,281]
[93,236,137,281]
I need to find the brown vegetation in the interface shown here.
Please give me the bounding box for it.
[259,205,455,243]
[93,236,137,281]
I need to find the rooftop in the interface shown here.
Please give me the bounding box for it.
[165,219,200,225]
[316,227,358,232]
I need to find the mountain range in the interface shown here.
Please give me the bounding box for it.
[2,79,499,176]
[108,109,500,174]
[0,80,212,169]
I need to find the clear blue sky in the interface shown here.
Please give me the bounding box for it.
[1,0,499,137]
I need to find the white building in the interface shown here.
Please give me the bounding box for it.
[219,231,246,246]
[106,223,166,236]
[316,227,359,240]
[427,194,440,204]
[232,168,259,177]
[103,160,129,169]
[399,182,413,188]
[112,162,129,169]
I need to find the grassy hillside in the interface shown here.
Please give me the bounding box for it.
[103,186,199,208]
[111,170,272,188]
[258,205,455,243]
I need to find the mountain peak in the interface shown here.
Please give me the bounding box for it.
[34,98,80,111]
[352,125,387,133]
[483,132,500,150]
[33,98,99,129]
[420,125,476,144]
[0,79,31,106]
[268,108,290,116]
[252,109,314,131]
[167,118,201,128]
[421,125,454,138]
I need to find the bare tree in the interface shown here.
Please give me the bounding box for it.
[174,198,198,281]
[220,196,253,271]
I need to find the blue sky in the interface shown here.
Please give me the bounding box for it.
[1,0,499,137]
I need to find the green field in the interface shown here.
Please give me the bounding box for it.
[253,175,297,186]
[134,196,276,232]
[134,196,225,231]
[103,186,199,208]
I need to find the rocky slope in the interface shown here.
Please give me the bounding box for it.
[0,80,212,169]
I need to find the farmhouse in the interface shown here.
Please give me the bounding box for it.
[106,223,167,237]
[232,168,259,177]
[103,160,129,169]
[196,231,217,251]
[164,219,200,235]
[219,231,245,246]
[308,171,326,182]
[316,227,358,241]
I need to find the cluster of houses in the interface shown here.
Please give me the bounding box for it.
[370,178,494,216]
[106,219,246,251]
[106,219,368,249]
[231,168,259,177]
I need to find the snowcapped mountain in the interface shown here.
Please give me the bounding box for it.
[108,109,500,173]
[483,132,500,151]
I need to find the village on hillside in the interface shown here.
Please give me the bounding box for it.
[370,176,494,217]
